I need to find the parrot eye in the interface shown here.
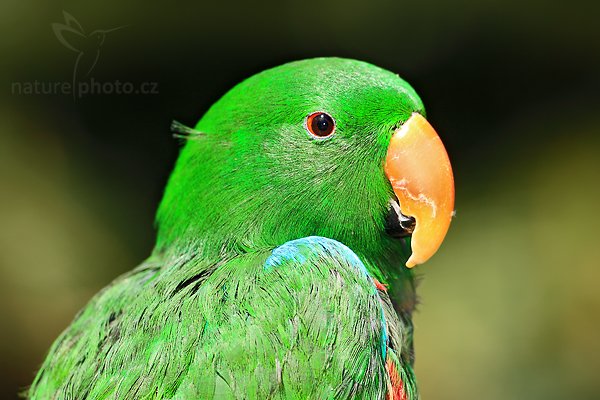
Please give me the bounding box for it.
[305,112,336,138]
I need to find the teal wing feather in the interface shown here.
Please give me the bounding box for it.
[29,237,412,399]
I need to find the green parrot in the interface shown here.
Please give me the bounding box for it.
[29,58,454,399]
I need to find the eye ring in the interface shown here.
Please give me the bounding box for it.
[305,111,336,139]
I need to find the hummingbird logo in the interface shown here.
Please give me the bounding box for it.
[52,11,125,97]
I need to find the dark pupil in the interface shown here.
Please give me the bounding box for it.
[311,113,333,136]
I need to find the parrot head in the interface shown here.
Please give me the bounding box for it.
[157,58,454,271]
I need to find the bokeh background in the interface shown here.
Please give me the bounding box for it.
[1,0,599,398]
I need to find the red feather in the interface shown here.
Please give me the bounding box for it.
[386,358,407,400]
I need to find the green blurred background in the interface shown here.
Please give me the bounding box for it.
[1,0,599,398]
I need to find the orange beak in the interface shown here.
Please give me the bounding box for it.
[384,113,455,267]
